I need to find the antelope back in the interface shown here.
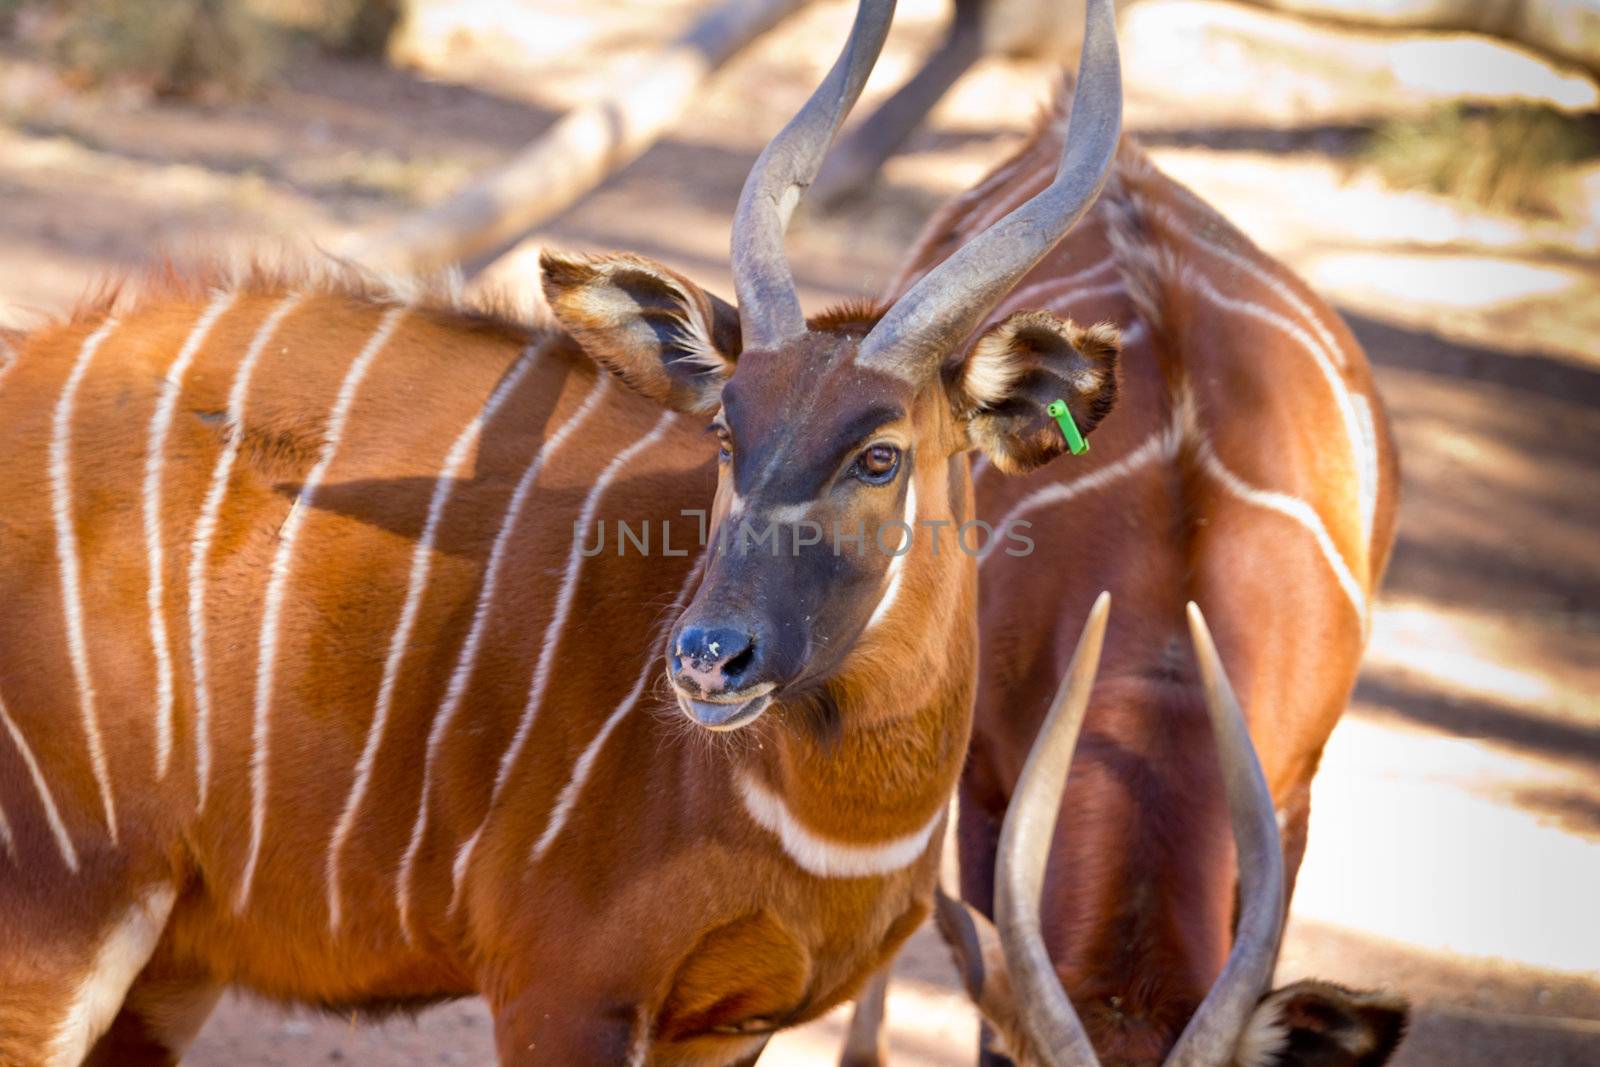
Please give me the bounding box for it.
[0,268,703,943]
[898,91,1405,1066]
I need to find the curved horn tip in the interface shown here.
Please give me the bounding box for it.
[989,589,1111,1067]
[1081,591,1112,646]
[1092,589,1112,621]
[1167,596,1288,1067]
[1185,600,1212,648]
[1070,591,1112,683]
[1186,603,1241,708]
[1056,593,1110,686]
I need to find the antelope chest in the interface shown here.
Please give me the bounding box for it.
[652,884,932,1061]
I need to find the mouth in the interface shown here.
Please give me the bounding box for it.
[673,684,776,732]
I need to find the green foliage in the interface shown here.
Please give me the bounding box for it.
[1363,104,1598,219]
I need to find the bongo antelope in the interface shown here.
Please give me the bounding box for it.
[0,1,1132,1063]
[841,78,1406,1067]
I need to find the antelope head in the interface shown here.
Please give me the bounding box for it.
[937,596,1409,1067]
[542,0,1125,731]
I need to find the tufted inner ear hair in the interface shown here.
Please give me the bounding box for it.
[541,249,742,415]
[952,309,1121,475]
[1235,979,1410,1067]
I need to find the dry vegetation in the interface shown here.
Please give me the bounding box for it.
[7,0,280,97]
[0,0,399,99]
[1364,103,1599,219]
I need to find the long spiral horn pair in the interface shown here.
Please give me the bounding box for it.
[732,0,1123,373]
[993,594,1286,1066]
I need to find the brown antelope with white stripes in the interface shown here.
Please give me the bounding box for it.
[0,1,1135,1063]
[841,70,1406,1067]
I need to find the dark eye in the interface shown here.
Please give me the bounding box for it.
[852,443,900,485]
[714,426,733,462]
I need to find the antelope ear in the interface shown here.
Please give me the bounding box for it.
[1236,980,1409,1067]
[541,250,741,415]
[932,891,1037,1066]
[950,310,1120,474]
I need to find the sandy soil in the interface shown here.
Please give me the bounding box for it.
[1,0,1595,1063]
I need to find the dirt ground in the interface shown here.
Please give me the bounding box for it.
[1,0,1596,1063]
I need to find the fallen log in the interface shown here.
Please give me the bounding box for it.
[349,0,813,274]
[1242,0,1600,78]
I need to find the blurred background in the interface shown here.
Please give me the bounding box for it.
[0,0,1595,1063]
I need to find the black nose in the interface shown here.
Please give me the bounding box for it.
[672,624,761,695]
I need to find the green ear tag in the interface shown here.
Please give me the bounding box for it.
[1047,399,1089,455]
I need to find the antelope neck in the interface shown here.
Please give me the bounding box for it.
[733,583,975,872]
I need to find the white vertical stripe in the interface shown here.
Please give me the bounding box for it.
[0,336,18,394]
[324,347,537,933]
[966,164,1051,238]
[530,553,704,863]
[1195,439,1366,624]
[1183,270,1368,564]
[0,694,79,871]
[143,292,235,781]
[50,317,120,844]
[1351,394,1380,557]
[450,409,677,903]
[235,305,407,914]
[187,294,304,813]
[864,474,917,633]
[996,280,1124,323]
[1158,205,1347,369]
[979,415,1183,565]
[993,260,1117,316]
[395,372,610,941]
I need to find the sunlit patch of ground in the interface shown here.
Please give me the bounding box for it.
[1305,250,1600,367]
[1118,0,1600,121]
[1298,716,1599,973]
